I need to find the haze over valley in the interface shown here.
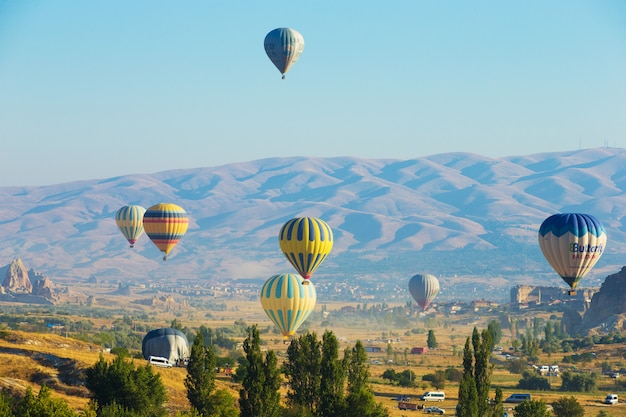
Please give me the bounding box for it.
[1,147,625,302]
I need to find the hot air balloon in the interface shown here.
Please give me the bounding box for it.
[264,28,304,79]
[278,217,333,283]
[115,205,146,248]
[143,203,189,261]
[408,273,440,310]
[538,213,607,295]
[260,273,316,340]
[142,328,190,364]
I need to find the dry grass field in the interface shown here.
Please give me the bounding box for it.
[1,283,626,416]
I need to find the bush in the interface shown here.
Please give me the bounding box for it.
[517,370,550,391]
[551,396,584,417]
[506,358,527,374]
[560,370,597,392]
[444,367,463,382]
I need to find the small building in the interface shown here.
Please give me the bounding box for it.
[411,347,428,354]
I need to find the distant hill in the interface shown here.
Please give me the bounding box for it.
[1,147,625,293]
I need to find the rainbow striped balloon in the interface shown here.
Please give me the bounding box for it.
[278,217,333,283]
[115,205,146,248]
[143,203,189,261]
[260,273,316,339]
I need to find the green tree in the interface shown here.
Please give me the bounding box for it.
[85,354,167,417]
[427,330,438,349]
[343,340,389,417]
[0,391,12,417]
[317,331,346,417]
[185,330,216,415]
[487,320,502,350]
[14,384,77,417]
[283,332,322,412]
[457,337,478,417]
[560,370,597,392]
[513,399,552,417]
[185,330,236,417]
[205,390,238,417]
[238,325,282,417]
[97,401,141,417]
[492,386,504,417]
[472,328,492,417]
[551,396,584,417]
[344,340,369,394]
[517,370,550,390]
[457,328,493,417]
[596,411,613,417]
[506,358,527,374]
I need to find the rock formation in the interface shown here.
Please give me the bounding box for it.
[580,266,626,334]
[510,284,595,305]
[0,258,57,304]
[31,276,54,299]
[2,259,32,293]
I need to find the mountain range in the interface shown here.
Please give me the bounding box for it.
[1,147,625,293]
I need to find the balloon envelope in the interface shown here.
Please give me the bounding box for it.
[408,273,440,310]
[143,203,189,261]
[115,205,146,248]
[260,273,316,338]
[538,213,607,290]
[142,328,190,364]
[264,28,304,79]
[278,217,333,281]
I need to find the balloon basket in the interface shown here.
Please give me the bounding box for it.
[302,280,310,285]
[568,290,577,296]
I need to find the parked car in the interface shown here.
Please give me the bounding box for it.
[605,394,619,405]
[505,393,531,403]
[148,356,173,368]
[424,406,445,414]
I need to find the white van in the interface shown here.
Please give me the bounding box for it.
[605,394,618,405]
[148,356,173,368]
[420,391,445,401]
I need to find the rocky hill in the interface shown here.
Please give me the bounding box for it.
[579,267,626,334]
[0,259,57,304]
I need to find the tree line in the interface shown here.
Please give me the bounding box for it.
[0,325,389,417]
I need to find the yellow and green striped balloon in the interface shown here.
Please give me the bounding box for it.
[278,217,333,283]
[115,205,146,248]
[260,273,316,339]
[143,203,189,261]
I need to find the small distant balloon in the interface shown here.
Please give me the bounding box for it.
[538,213,607,294]
[260,273,316,339]
[278,217,333,283]
[115,205,146,248]
[143,203,189,261]
[264,28,304,79]
[408,273,440,310]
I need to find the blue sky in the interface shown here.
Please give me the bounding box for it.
[1,1,625,186]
